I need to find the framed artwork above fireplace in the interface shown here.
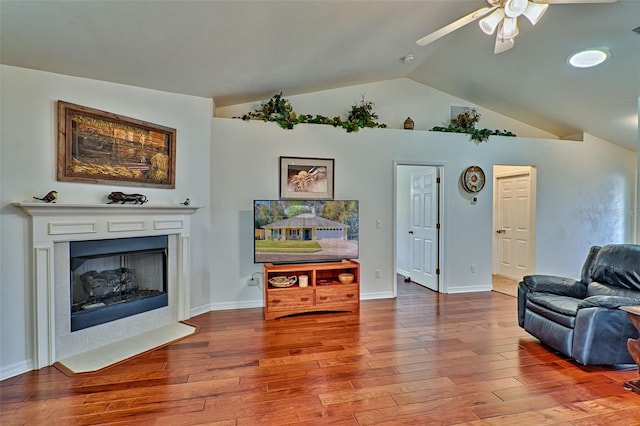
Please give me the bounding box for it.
[57,100,177,188]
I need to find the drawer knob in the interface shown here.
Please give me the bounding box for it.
[320,296,328,300]
[301,297,309,301]
[346,294,354,298]
[272,299,281,303]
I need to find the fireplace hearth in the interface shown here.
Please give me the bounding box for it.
[70,235,168,331]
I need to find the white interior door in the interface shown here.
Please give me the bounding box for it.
[496,173,532,280]
[409,167,438,291]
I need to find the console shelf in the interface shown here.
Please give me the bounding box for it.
[263,260,360,320]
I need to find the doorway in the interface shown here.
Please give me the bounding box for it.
[492,165,536,290]
[394,163,444,296]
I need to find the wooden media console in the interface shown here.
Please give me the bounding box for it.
[263,260,360,320]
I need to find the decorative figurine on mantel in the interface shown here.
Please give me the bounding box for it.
[181,198,191,206]
[403,117,414,130]
[106,191,148,204]
[33,190,58,203]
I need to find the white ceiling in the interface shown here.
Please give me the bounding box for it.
[1,0,638,150]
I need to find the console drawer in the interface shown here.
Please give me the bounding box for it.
[267,288,314,311]
[316,284,359,306]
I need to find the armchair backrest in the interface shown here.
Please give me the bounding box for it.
[591,244,640,291]
[580,245,601,285]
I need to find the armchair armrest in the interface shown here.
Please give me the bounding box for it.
[577,296,640,310]
[522,275,586,298]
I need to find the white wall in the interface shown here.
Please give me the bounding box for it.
[0,65,213,379]
[210,99,635,306]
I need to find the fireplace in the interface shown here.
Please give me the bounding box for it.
[15,202,199,369]
[70,236,169,331]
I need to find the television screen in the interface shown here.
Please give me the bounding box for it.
[254,200,359,264]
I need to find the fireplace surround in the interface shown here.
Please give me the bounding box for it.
[15,202,199,369]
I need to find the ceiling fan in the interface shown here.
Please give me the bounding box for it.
[416,0,618,54]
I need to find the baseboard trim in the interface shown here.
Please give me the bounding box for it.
[396,268,411,279]
[0,359,34,381]
[207,299,264,312]
[361,291,395,300]
[190,303,214,317]
[445,285,492,294]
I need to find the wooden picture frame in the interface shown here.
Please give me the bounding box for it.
[57,101,176,188]
[279,156,334,200]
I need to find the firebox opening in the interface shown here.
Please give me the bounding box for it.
[70,235,168,332]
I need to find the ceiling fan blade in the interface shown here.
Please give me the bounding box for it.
[494,36,515,54]
[416,6,497,47]
[534,0,617,4]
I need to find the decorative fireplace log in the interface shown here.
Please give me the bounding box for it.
[81,267,137,301]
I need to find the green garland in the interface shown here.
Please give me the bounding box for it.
[236,94,514,141]
[431,109,515,143]
[237,93,387,133]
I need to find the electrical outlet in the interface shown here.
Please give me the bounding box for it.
[470,264,476,273]
[375,269,381,278]
[248,276,259,286]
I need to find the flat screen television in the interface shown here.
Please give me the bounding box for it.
[254,200,359,264]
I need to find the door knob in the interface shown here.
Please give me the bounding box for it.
[408,230,414,234]
[496,229,505,234]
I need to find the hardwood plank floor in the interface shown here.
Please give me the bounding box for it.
[2,282,640,425]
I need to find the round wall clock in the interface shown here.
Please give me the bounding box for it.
[462,165,486,193]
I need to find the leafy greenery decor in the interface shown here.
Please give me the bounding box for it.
[237,93,386,133]
[237,92,299,129]
[431,108,516,143]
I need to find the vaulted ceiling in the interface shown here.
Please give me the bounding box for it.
[1,0,638,149]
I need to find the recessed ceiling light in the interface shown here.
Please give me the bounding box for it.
[567,48,611,68]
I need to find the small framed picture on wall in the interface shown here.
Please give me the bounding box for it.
[279,156,334,200]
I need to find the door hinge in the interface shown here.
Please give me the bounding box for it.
[436,223,440,229]
[436,268,440,275]
[436,177,441,184]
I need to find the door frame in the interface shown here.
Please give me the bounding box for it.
[393,161,446,297]
[492,165,537,279]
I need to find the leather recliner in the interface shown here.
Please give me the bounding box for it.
[518,244,640,365]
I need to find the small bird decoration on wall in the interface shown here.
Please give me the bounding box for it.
[181,198,191,206]
[33,190,58,203]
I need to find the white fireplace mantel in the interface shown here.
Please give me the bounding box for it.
[14,202,201,369]
[16,202,200,215]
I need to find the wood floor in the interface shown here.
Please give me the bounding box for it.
[491,275,519,298]
[2,282,640,425]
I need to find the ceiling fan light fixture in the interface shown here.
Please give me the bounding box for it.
[498,17,519,40]
[494,36,515,54]
[479,8,505,35]
[522,2,548,25]
[567,48,611,68]
[504,0,529,17]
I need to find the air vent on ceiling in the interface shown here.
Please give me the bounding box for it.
[633,26,640,35]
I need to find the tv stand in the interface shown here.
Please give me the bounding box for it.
[263,260,360,320]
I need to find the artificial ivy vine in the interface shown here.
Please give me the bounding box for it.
[430,108,516,143]
[236,93,387,133]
